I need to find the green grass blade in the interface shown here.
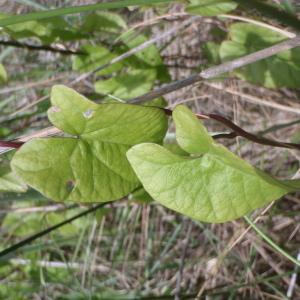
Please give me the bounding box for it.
[234,0,300,31]
[244,216,300,267]
[0,0,173,27]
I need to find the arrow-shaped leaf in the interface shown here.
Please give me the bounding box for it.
[127,105,299,223]
[11,85,168,203]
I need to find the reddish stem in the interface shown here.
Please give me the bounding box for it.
[163,108,300,151]
[0,141,24,149]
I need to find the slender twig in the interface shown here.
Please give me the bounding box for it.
[259,119,300,135]
[0,202,108,259]
[0,72,75,95]
[71,16,199,84]
[129,73,203,104]
[129,35,300,104]
[0,40,86,55]
[200,35,300,79]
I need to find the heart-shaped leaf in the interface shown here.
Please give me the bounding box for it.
[11,85,168,203]
[127,105,299,223]
[73,45,123,76]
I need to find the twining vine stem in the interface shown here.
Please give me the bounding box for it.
[0,141,24,149]
[0,40,86,55]
[200,113,300,151]
[1,108,300,151]
[165,108,300,151]
[2,33,300,150]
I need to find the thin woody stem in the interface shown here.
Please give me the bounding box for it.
[129,35,300,104]
[0,40,86,55]
[200,35,300,79]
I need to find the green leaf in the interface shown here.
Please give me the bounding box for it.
[0,13,49,39]
[127,105,299,223]
[186,0,237,16]
[73,45,123,75]
[219,23,300,88]
[94,69,157,101]
[11,85,168,203]
[0,159,27,193]
[173,105,214,153]
[144,97,167,108]
[121,32,163,67]
[0,64,8,83]
[44,28,87,43]
[0,171,27,193]
[163,142,189,156]
[81,11,127,34]
[119,31,170,82]
[202,41,221,65]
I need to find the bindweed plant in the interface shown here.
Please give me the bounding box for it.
[4,85,300,224]
[1,2,300,288]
